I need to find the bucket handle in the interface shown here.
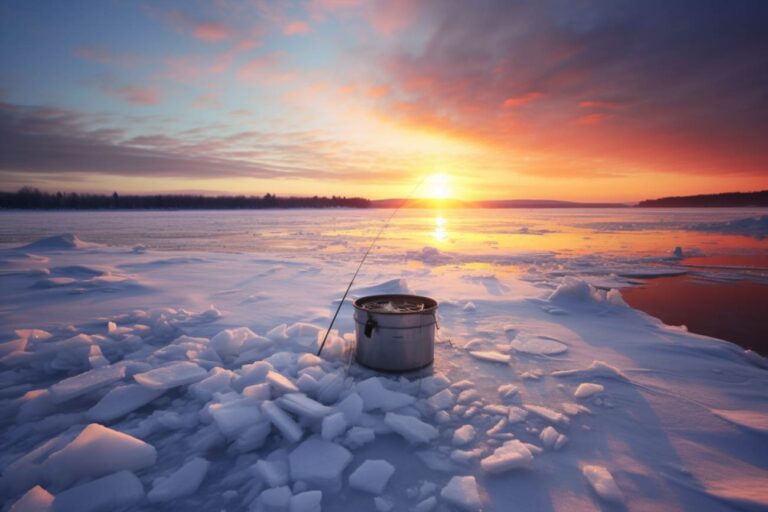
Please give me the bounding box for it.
[364,317,378,338]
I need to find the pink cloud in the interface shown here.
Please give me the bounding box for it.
[503,92,544,108]
[74,46,140,68]
[107,85,160,105]
[193,22,233,42]
[577,113,609,125]
[283,21,311,35]
[237,53,294,84]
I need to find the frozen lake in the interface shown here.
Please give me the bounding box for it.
[1,208,767,512]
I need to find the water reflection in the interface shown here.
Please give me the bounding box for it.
[432,215,448,243]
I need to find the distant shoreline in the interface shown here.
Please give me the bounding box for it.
[2,188,766,210]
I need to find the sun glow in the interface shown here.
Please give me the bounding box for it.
[424,174,452,200]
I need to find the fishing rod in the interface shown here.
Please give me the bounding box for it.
[317,175,427,356]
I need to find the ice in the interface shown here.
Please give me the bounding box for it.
[289,490,322,512]
[357,377,416,411]
[190,367,236,400]
[210,327,265,360]
[711,409,768,433]
[48,364,126,403]
[413,496,437,512]
[552,360,628,381]
[384,412,439,444]
[87,383,165,422]
[255,457,289,488]
[321,412,348,440]
[469,350,511,363]
[419,373,450,396]
[374,496,394,512]
[511,337,568,355]
[148,457,210,503]
[452,425,476,446]
[335,392,363,424]
[262,400,304,443]
[348,459,395,494]
[581,465,624,504]
[463,301,476,312]
[10,485,53,512]
[574,383,604,398]
[256,486,292,511]
[480,440,534,473]
[539,426,568,450]
[426,388,454,411]
[456,389,479,404]
[497,384,518,399]
[524,404,569,425]
[134,362,207,390]
[344,426,375,448]
[267,370,300,394]
[45,424,156,487]
[277,393,333,419]
[209,398,264,437]
[288,438,352,490]
[440,476,482,511]
[50,470,143,512]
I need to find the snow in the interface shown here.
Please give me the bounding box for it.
[45,423,156,487]
[288,438,352,490]
[440,476,482,511]
[2,214,767,511]
[348,459,395,494]
[133,361,207,389]
[581,464,624,504]
[384,412,439,444]
[148,457,210,503]
[574,382,604,398]
[51,470,144,512]
[480,440,535,473]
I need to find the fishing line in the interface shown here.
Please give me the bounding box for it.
[317,175,428,356]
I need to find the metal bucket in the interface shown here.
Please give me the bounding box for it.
[353,294,438,372]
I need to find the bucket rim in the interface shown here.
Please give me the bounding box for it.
[353,294,438,315]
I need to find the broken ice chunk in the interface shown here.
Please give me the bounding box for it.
[289,490,322,512]
[262,400,303,443]
[288,438,352,490]
[480,440,534,473]
[440,476,482,511]
[539,426,568,450]
[384,412,439,444]
[87,383,164,422]
[581,464,624,504]
[524,404,569,425]
[51,471,144,512]
[348,460,395,494]
[452,425,476,447]
[277,393,333,419]
[344,426,375,448]
[321,412,348,441]
[45,424,157,487]
[267,370,300,394]
[507,406,528,423]
[574,383,604,398]
[254,459,289,488]
[426,388,454,411]
[335,392,363,424]
[469,351,510,364]
[49,365,126,403]
[209,398,263,437]
[148,457,209,503]
[9,485,53,512]
[357,377,415,412]
[134,362,207,390]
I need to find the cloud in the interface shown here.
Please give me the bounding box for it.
[503,92,544,108]
[283,21,311,35]
[193,22,234,41]
[104,85,161,105]
[74,46,141,68]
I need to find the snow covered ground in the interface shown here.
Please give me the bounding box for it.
[1,209,767,512]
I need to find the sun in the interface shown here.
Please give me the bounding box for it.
[424,174,452,200]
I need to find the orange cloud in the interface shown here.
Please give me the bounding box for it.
[577,113,608,125]
[503,92,544,108]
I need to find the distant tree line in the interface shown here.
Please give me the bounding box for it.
[0,187,372,210]
[637,190,768,207]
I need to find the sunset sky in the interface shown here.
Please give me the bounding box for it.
[1,0,767,202]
